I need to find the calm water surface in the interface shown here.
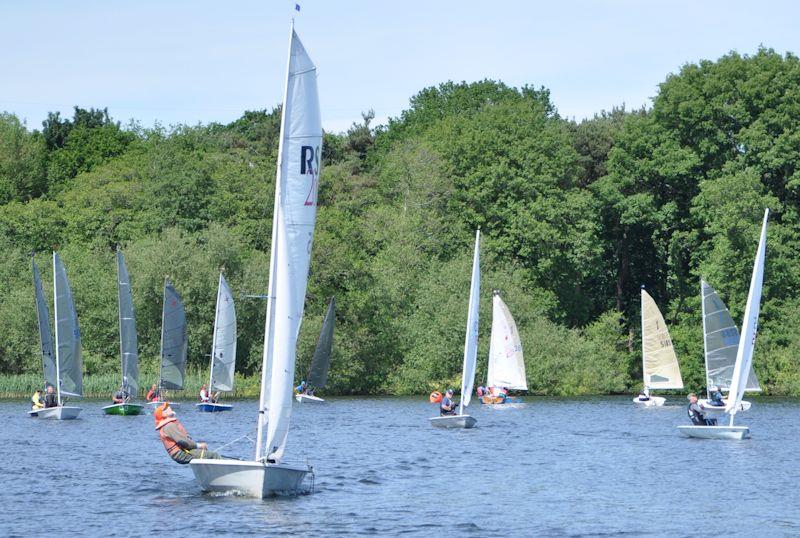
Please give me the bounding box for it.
[2,396,799,536]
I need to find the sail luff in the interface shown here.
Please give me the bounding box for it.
[307,297,335,389]
[208,273,221,391]
[117,250,139,396]
[726,208,769,416]
[459,230,480,412]
[52,253,62,405]
[33,258,56,389]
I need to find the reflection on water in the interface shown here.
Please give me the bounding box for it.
[1,396,799,535]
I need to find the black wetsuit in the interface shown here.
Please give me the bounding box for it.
[688,402,706,425]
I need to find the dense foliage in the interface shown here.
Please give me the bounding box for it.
[2,48,800,396]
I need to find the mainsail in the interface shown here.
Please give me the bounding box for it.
[307,297,335,389]
[159,280,187,391]
[640,289,683,390]
[53,253,83,397]
[701,279,760,393]
[210,273,237,392]
[256,26,322,463]
[727,209,769,416]
[116,250,139,396]
[32,258,56,389]
[459,231,481,409]
[486,291,527,390]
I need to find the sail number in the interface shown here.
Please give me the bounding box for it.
[301,145,320,206]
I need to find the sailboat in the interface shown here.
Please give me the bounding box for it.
[678,208,769,440]
[103,250,144,415]
[148,279,187,408]
[632,288,683,406]
[296,297,335,404]
[29,253,83,419]
[197,273,236,412]
[430,230,480,429]
[190,23,322,497]
[480,290,526,405]
[697,279,759,414]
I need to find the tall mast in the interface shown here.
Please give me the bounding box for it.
[640,287,646,392]
[700,279,711,399]
[53,252,62,406]
[158,279,167,396]
[255,20,294,462]
[117,250,124,391]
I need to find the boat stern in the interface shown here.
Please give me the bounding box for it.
[190,459,310,498]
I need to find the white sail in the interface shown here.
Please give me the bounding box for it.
[701,279,760,393]
[640,289,683,390]
[53,253,83,398]
[459,230,481,410]
[117,250,139,396]
[32,258,56,389]
[727,209,769,416]
[210,273,237,392]
[486,292,527,390]
[258,27,322,463]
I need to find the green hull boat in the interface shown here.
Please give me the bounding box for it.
[102,403,145,416]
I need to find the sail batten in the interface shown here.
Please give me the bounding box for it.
[640,289,683,390]
[53,253,83,397]
[307,298,335,389]
[33,258,56,389]
[459,231,481,411]
[210,274,237,392]
[159,281,187,391]
[116,250,139,396]
[486,291,526,391]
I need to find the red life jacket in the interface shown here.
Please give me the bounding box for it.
[155,417,192,463]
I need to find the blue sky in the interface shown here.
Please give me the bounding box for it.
[1,0,798,133]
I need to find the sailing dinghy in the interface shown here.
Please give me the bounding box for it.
[296,297,335,404]
[29,253,83,420]
[697,279,758,414]
[190,23,322,497]
[633,288,683,406]
[197,273,236,412]
[430,230,480,429]
[480,291,526,405]
[103,250,144,416]
[678,209,769,440]
[148,280,187,408]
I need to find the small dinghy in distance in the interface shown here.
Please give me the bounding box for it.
[698,279,759,415]
[197,273,236,413]
[678,209,769,440]
[480,291,526,405]
[430,230,480,429]
[295,297,335,404]
[29,253,84,419]
[103,250,144,416]
[191,23,321,497]
[633,288,683,407]
[149,280,188,409]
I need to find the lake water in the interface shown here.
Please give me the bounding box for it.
[2,396,799,536]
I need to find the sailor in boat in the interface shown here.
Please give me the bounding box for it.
[31,389,44,410]
[146,384,160,402]
[707,385,725,407]
[44,385,58,408]
[295,380,308,395]
[687,393,716,426]
[154,403,221,464]
[440,389,458,416]
[636,387,651,402]
[112,386,130,404]
[476,386,487,398]
[199,384,219,404]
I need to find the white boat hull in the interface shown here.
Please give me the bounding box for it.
[632,396,666,407]
[295,394,325,404]
[189,459,311,498]
[677,425,750,440]
[147,401,181,408]
[28,406,82,420]
[699,399,751,413]
[429,414,477,429]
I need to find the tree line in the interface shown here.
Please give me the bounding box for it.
[1,47,799,396]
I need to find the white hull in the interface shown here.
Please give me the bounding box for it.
[190,459,311,498]
[429,414,477,429]
[295,394,325,404]
[677,425,750,440]
[699,399,751,413]
[632,396,666,407]
[28,406,81,420]
[147,401,181,408]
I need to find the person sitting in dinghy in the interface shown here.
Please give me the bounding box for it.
[440,389,458,416]
[31,389,44,410]
[708,386,725,406]
[146,384,160,402]
[112,387,129,404]
[199,384,219,404]
[295,380,307,394]
[44,385,58,408]
[687,393,716,426]
[637,387,650,402]
[154,403,221,464]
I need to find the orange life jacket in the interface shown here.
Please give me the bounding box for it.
[155,417,192,463]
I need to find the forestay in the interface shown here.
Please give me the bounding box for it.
[459,230,481,409]
[486,291,527,390]
[640,289,683,390]
[117,250,139,396]
[160,281,187,391]
[701,280,760,393]
[32,258,56,389]
[259,27,322,463]
[53,253,83,397]
[308,297,335,389]
[210,273,237,392]
[727,209,769,416]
